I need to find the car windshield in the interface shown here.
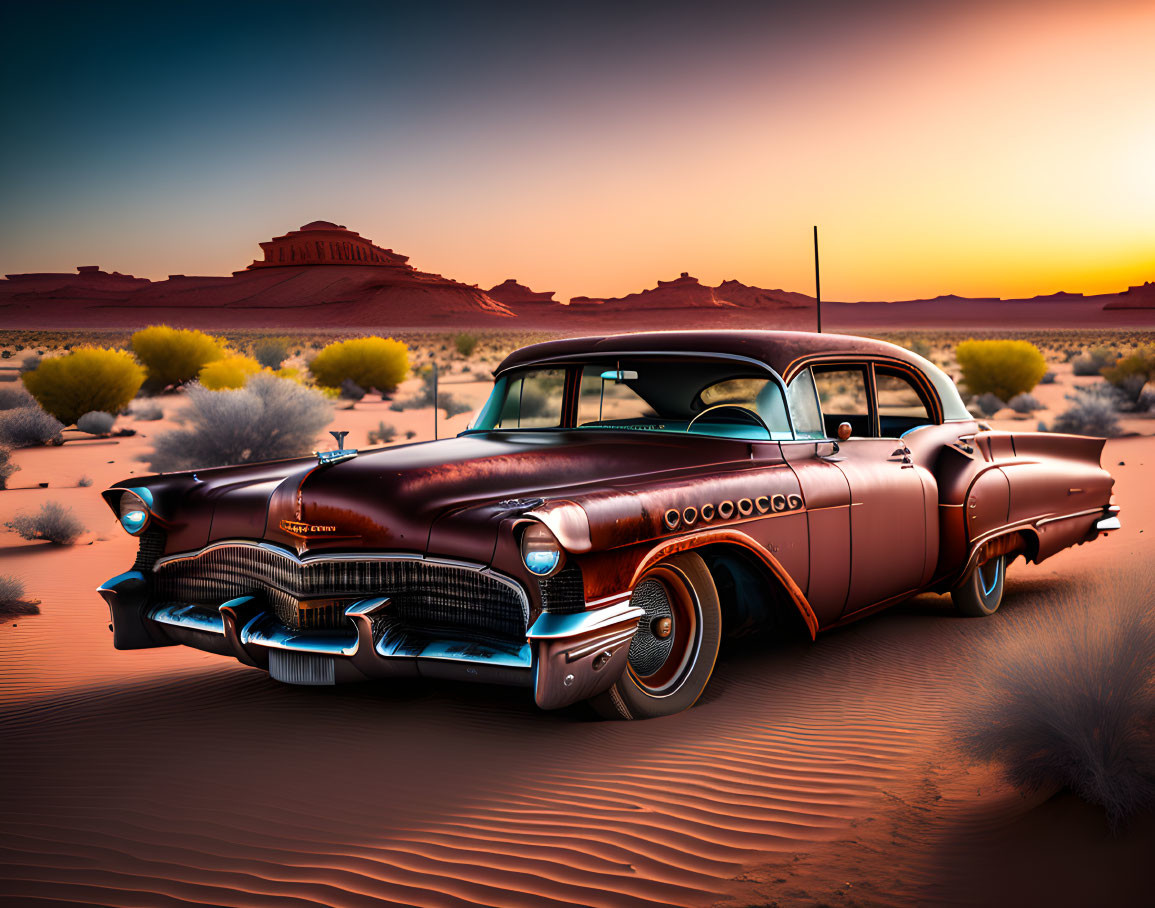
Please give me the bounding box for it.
[471,359,797,440]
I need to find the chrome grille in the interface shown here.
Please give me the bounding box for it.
[153,543,529,640]
[538,562,585,613]
[133,529,167,571]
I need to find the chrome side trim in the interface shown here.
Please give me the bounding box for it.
[1035,506,1113,528]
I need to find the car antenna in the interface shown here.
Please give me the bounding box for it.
[432,361,439,441]
[813,225,822,333]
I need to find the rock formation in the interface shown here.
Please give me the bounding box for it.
[1,222,513,329]
[486,279,556,306]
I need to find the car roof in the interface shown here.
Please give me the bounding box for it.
[496,329,974,422]
[497,330,923,377]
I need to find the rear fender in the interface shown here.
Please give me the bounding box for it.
[969,430,1114,564]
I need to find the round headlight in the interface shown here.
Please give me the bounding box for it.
[521,522,563,577]
[119,490,151,535]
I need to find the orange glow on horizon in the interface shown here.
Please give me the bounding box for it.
[1,1,1152,306]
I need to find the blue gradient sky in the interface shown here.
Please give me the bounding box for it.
[1,0,1152,302]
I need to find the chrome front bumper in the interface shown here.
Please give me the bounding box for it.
[97,572,643,710]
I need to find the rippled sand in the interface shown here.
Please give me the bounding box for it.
[2,424,1151,906]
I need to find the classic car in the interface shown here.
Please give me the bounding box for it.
[98,330,1120,718]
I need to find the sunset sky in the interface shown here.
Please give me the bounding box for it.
[1,0,1152,303]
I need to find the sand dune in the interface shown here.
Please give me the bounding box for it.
[1,394,1151,905]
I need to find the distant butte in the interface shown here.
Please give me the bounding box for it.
[486,279,556,306]
[1,223,1152,329]
[557,273,813,313]
[1,221,513,329]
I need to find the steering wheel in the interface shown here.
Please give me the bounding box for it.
[686,404,772,438]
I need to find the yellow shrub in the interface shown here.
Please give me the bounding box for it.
[956,339,1047,402]
[22,347,145,425]
[308,337,409,393]
[198,355,262,390]
[132,325,227,388]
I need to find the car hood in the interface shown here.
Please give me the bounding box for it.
[140,430,754,563]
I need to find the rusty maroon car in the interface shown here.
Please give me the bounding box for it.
[98,331,1120,718]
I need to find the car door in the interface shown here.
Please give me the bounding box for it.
[811,364,932,616]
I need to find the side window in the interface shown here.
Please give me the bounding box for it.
[813,367,870,438]
[577,366,654,426]
[875,368,934,436]
[494,369,566,428]
[786,369,824,439]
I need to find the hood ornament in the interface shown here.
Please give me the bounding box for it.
[496,497,545,514]
[315,430,358,465]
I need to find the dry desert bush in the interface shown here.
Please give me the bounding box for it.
[76,410,116,435]
[1051,386,1123,437]
[144,373,332,472]
[453,332,480,357]
[132,325,228,389]
[0,385,36,410]
[0,406,64,447]
[21,347,144,425]
[973,392,1005,417]
[392,365,473,418]
[956,339,1048,401]
[368,421,396,445]
[250,336,291,370]
[0,447,18,489]
[0,575,38,619]
[956,573,1155,829]
[1101,346,1155,408]
[1072,346,1120,376]
[308,337,410,394]
[131,401,164,421]
[5,501,86,545]
[1007,392,1043,414]
[198,354,263,390]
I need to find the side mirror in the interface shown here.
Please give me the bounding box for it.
[837,422,853,441]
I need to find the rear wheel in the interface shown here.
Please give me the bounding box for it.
[951,553,1006,617]
[590,551,721,719]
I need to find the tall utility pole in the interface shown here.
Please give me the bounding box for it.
[813,225,822,333]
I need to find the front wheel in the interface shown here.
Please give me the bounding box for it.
[589,551,721,719]
[951,553,1006,617]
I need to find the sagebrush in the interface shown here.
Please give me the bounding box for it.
[250,336,291,370]
[5,501,86,544]
[0,447,18,489]
[144,373,332,472]
[0,406,64,447]
[955,574,1155,828]
[0,386,35,410]
[0,574,38,619]
[1051,386,1122,437]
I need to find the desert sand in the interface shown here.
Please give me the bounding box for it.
[1,357,1151,906]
